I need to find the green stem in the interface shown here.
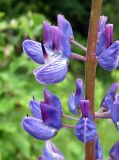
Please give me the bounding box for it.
[85,0,103,160]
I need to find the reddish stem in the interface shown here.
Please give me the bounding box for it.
[85,0,103,160]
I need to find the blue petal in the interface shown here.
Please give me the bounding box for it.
[96,16,108,56]
[97,24,113,56]
[68,92,79,115]
[98,41,119,71]
[29,99,42,119]
[43,21,52,48]
[109,141,119,160]
[61,34,71,58]
[52,26,71,58]
[74,117,97,143]
[68,79,84,115]
[57,14,74,40]
[98,16,108,32]
[44,88,62,113]
[95,136,103,160]
[42,140,64,160]
[22,117,57,140]
[22,40,44,64]
[100,83,118,111]
[111,100,119,130]
[33,56,68,84]
[40,102,62,130]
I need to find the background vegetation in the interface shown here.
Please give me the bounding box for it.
[0,0,119,159]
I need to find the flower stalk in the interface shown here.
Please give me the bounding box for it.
[71,39,87,51]
[71,53,87,62]
[63,113,79,121]
[85,0,103,160]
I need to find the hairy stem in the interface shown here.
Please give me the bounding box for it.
[85,0,103,160]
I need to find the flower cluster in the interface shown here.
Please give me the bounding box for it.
[23,14,119,85]
[22,14,119,159]
[22,88,63,140]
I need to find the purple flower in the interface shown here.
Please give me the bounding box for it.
[22,15,73,84]
[95,136,103,160]
[22,89,63,140]
[38,140,64,160]
[97,16,119,71]
[109,141,119,160]
[68,79,84,115]
[100,83,118,111]
[74,100,97,143]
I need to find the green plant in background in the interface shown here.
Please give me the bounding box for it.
[0,0,119,160]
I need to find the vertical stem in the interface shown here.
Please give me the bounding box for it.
[85,0,103,160]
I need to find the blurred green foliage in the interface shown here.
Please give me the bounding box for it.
[0,0,119,160]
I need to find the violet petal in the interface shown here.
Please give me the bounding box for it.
[68,79,84,115]
[100,83,118,111]
[74,117,97,143]
[40,102,62,130]
[57,14,74,40]
[42,140,64,160]
[22,39,44,64]
[44,88,62,113]
[22,117,57,140]
[33,56,68,84]
[111,101,119,130]
[95,136,103,160]
[109,141,119,160]
[98,41,119,71]
[29,99,42,119]
[43,21,52,48]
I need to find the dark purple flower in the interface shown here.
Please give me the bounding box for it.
[100,83,118,111]
[95,136,103,160]
[109,141,119,160]
[97,16,119,71]
[74,100,97,143]
[22,89,63,140]
[22,15,72,84]
[68,79,84,115]
[42,140,64,160]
